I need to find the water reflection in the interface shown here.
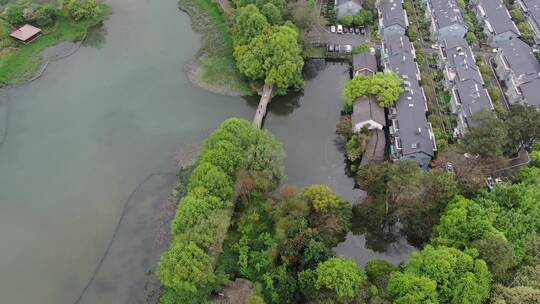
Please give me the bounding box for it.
[83,24,108,49]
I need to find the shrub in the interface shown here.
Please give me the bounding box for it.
[62,0,103,21]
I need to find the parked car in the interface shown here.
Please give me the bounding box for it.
[369,47,375,55]
[335,44,341,52]
[327,44,334,52]
[354,28,360,34]
[330,25,336,33]
[337,24,343,34]
[360,28,366,35]
[343,26,348,33]
[349,26,354,33]
[344,45,352,53]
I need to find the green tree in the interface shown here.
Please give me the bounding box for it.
[3,4,25,24]
[342,72,404,108]
[171,193,224,235]
[472,234,514,282]
[345,133,368,162]
[302,184,342,213]
[466,31,477,44]
[341,14,353,26]
[63,0,102,21]
[234,25,304,95]
[352,43,370,55]
[462,109,508,157]
[432,196,498,249]
[502,103,540,154]
[314,257,367,299]
[157,240,215,298]
[365,260,397,290]
[261,3,282,25]
[400,245,492,304]
[199,139,244,178]
[510,8,526,23]
[353,10,373,26]
[188,162,232,200]
[388,272,439,304]
[287,0,317,34]
[232,4,270,46]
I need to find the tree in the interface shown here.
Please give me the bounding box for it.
[171,193,224,235]
[342,72,404,108]
[466,31,477,44]
[472,234,514,282]
[314,257,367,299]
[502,104,540,154]
[352,43,370,55]
[462,109,508,157]
[388,272,439,304]
[199,139,244,178]
[232,4,270,46]
[510,8,526,23]
[287,0,317,33]
[302,184,342,213]
[365,260,397,290]
[188,162,233,200]
[4,4,25,24]
[399,245,492,304]
[341,14,353,26]
[157,240,215,298]
[234,25,304,95]
[345,133,369,162]
[63,0,102,21]
[353,10,373,26]
[261,3,282,25]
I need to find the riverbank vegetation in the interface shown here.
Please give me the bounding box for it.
[0,0,110,86]
[158,116,540,303]
[178,0,252,96]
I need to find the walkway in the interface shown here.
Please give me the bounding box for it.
[252,84,274,128]
[360,129,386,166]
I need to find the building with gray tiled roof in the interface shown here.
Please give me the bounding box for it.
[440,37,494,133]
[517,0,540,47]
[495,38,540,107]
[382,33,437,169]
[474,0,520,45]
[425,0,468,43]
[378,0,409,40]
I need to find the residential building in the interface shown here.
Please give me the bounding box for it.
[473,0,520,45]
[494,38,540,107]
[353,53,378,76]
[352,96,386,131]
[517,0,540,46]
[336,0,363,19]
[425,0,468,43]
[378,0,409,40]
[440,36,494,134]
[382,33,437,169]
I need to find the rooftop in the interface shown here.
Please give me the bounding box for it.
[520,0,540,29]
[352,95,386,127]
[10,24,41,42]
[353,53,377,76]
[428,0,467,29]
[379,0,408,30]
[478,0,519,36]
[385,33,435,158]
[519,78,540,107]
[498,38,540,77]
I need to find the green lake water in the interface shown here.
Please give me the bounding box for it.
[0,1,413,303]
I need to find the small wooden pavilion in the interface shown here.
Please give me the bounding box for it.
[10,24,42,44]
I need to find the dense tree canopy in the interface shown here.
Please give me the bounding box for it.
[62,0,103,21]
[234,25,304,95]
[388,272,439,304]
[342,72,404,109]
[231,5,270,46]
[462,109,508,157]
[390,245,492,304]
[313,257,367,299]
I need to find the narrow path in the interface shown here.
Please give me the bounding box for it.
[252,84,274,129]
[217,0,232,14]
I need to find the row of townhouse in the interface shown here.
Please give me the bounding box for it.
[494,38,540,108]
[423,0,468,43]
[378,0,437,169]
[438,37,494,135]
[517,0,540,47]
[472,0,520,45]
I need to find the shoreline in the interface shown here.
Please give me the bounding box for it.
[178,0,253,97]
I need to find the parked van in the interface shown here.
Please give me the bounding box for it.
[337,24,343,34]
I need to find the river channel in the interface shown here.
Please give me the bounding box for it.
[0,0,412,303]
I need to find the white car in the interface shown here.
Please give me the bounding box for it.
[344,45,352,53]
[369,47,375,55]
[330,25,336,33]
[337,24,343,34]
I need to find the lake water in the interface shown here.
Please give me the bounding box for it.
[0,1,412,303]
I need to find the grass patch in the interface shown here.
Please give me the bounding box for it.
[179,0,252,95]
[0,5,111,87]
[304,46,325,58]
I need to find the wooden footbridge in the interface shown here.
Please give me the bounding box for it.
[252,84,274,129]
